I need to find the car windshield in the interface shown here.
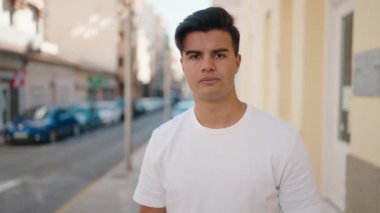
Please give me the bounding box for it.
[71,106,88,113]
[97,103,114,110]
[21,106,50,120]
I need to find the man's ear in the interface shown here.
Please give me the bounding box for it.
[235,54,241,73]
[180,57,184,71]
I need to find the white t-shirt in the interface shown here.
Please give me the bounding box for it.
[133,105,322,213]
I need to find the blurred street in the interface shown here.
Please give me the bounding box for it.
[0,110,164,213]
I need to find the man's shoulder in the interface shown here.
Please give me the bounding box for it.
[145,109,191,156]
[247,105,297,132]
[245,105,300,146]
[154,108,191,135]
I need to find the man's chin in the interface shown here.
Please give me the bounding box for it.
[197,93,224,102]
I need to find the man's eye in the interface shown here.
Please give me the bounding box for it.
[189,54,200,60]
[215,53,226,58]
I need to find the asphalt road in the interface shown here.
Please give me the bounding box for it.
[0,110,165,213]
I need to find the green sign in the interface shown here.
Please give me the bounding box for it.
[88,76,103,88]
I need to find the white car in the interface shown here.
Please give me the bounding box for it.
[96,101,122,126]
[135,97,164,113]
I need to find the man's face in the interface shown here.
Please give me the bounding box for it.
[180,29,241,102]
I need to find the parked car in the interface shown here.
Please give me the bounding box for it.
[4,106,81,144]
[135,97,164,114]
[114,98,145,119]
[114,98,125,121]
[68,103,102,131]
[171,99,194,118]
[95,101,122,126]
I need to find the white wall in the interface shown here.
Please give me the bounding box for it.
[44,0,118,73]
[25,61,76,108]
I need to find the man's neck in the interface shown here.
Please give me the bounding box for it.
[194,97,246,129]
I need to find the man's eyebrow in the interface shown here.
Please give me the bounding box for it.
[212,48,229,53]
[184,48,230,55]
[184,50,201,55]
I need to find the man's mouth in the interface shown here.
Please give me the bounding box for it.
[199,76,220,84]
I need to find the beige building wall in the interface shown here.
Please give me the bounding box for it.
[351,0,380,167]
[74,72,90,103]
[299,0,325,188]
[44,0,118,73]
[290,0,306,129]
[278,0,293,122]
[345,1,380,212]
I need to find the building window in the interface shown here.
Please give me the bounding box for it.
[88,89,97,102]
[0,83,10,128]
[338,12,353,143]
[103,88,114,100]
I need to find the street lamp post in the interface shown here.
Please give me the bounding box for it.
[123,0,134,172]
[163,51,172,122]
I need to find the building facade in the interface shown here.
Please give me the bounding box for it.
[0,0,43,142]
[346,1,380,212]
[43,0,120,102]
[214,0,380,212]
[0,0,125,143]
[134,0,173,97]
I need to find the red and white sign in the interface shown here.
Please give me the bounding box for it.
[11,69,26,88]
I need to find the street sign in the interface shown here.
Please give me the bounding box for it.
[11,69,26,88]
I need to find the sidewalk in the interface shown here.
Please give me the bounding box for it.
[57,142,341,213]
[57,144,146,213]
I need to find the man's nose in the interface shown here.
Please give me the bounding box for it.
[201,56,216,72]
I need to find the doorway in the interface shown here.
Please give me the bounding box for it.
[0,82,10,132]
[323,0,353,211]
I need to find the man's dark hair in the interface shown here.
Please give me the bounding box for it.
[175,7,240,55]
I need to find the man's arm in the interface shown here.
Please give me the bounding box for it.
[140,205,166,213]
[134,131,167,211]
[279,134,322,212]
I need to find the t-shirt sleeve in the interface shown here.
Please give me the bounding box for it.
[133,132,166,208]
[279,133,323,213]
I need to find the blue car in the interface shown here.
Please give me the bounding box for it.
[4,106,81,144]
[68,103,102,131]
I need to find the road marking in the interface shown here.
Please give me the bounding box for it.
[0,179,22,194]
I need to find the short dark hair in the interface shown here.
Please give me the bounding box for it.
[175,7,240,55]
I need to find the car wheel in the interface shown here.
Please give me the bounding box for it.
[49,130,57,143]
[73,124,81,137]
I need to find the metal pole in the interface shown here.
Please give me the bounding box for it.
[124,0,133,172]
[163,52,171,122]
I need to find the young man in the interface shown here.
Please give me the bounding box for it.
[133,7,322,213]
